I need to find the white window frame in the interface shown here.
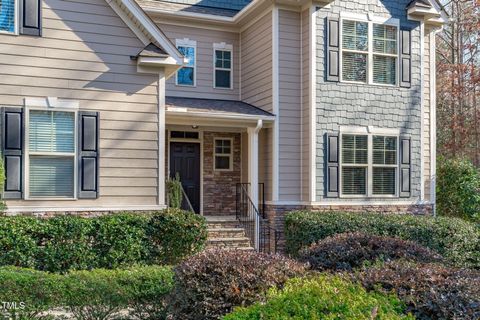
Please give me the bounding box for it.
[176,38,197,87]
[24,99,79,200]
[213,42,233,90]
[0,0,19,36]
[339,12,400,87]
[213,137,233,172]
[339,126,400,198]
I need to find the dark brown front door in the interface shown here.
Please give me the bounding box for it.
[169,142,201,213]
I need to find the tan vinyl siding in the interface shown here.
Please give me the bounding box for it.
[424,30,432,201]
[1,0,159,209]
[301,8,310,202]
[240,11,273,112]
[157,23,240,101]
[278,9,301,201]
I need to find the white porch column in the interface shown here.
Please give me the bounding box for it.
[158,69,166,207]
[248,119,263,250]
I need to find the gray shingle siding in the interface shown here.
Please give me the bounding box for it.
[156,0,251,11]
[315,0,422,201]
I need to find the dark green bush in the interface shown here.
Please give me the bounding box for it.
[0,210,207,272]
[148,208,208,265]
[169,249,306,320]
[353,261,480,320]
[299,232,443,272]
[285,211,480,268]
[223,275,413,320]
[437,157,480,223]
[0,265,174,320]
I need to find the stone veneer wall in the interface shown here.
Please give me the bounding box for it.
[203,132,242,216]
[266,204,433,253]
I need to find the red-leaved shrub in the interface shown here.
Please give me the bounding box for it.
[353,261,480,320]
[299,232,443,271]
[168,249,306,320]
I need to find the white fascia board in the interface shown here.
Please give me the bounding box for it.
[107,0,184,65]
[166,110,275,122]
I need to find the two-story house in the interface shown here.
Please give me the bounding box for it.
[0,0,446,250]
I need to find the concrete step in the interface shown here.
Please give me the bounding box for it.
[205,216,240,229]
[207,228,246,239]
[207,237,252,249]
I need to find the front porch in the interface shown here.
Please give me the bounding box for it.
[164,97,275,217]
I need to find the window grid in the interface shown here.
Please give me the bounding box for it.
[340,17,399,86]
[214,138,232,171]
[340,133,398,197]
[177,45,196,86]
[214,49,232,89]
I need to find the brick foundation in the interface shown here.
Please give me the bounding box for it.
[265,203,434,253]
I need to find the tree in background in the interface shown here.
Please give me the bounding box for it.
[436,0,480,166]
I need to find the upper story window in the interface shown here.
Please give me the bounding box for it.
[213,42,233,89]
[0,0,17,34]
[340,132,398,197]
[28,110,76,198]
[176,38,196,86]
[341,15,399,86]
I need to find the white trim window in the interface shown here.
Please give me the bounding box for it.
[0,0,18,34]
[27,109,76,199]
[213,42,233,89]
[176,38,197,86]
[340,132,398,197]
[340,14,399,86]
[214,138,232,171]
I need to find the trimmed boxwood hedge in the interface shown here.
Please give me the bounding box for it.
[0,209,207,272]
[223,275,414,320]
[0,265,174,320]
[285,211,480,268]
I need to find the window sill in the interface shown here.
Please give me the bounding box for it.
[0,30,18,36]
[338,80,399,88]
[24,197,77,201]
[175,83,196,88]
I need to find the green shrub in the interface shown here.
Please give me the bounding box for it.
[285,211,480,268]
[353,261,480,320]
[299,232,443,272]
[223,275,413,320]
[0,265,174,320]
[0,209,207,272]
[169,249,306,320]
[437,157,480,223]
[147,208,207,265]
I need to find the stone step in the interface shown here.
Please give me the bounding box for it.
[207,237,252,249]
[207,221,240,229]
[207,228,246,239]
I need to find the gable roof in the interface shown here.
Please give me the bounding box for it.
[105,0,186,67]
[155,0,251,11]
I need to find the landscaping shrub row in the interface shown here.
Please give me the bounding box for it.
[0,209,207,272]
[224,275,414,320]
[0,265,174,320]
[285,211,480,268]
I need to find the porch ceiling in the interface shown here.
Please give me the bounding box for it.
[165,97,275,127]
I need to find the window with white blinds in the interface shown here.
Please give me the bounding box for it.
[341,17,399,85]
[0,0,16,34]
[28,110,75,198]
[341,135,368,195]
[341,133,398,197]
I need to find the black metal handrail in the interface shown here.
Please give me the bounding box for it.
[236,183,278,253]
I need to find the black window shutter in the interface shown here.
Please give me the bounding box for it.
[20,0,42,36]
[326,17,340,82]
[399,136,411,198]
[326,133,339,197]
[400,29,412,88]
[2,108,24,199]
[78,111,99,199]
